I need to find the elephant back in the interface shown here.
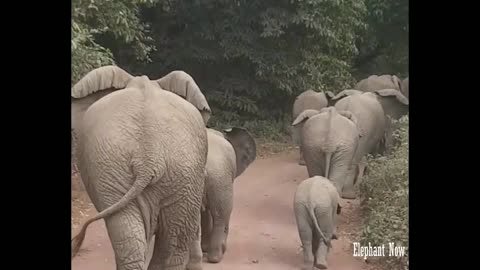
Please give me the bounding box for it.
[355,75,401,92]
[292,90,328,119]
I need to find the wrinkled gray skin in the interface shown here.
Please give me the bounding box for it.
[294,176,341,270]
[332,91,385,199]
[333,89,408,156]
[292,107,361,199]
[401,77,409,98]
[71,66,211,270]
[292,90,335,165]
[355,74,402,93]
[200,128,256,263]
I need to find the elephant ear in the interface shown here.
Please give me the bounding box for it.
[71,65,133,98]
[71,66,134,131]
[292,109,321,126]
[154,70,212,124]
[389,75,402,90]
[224,127,257,177]
[331,89,363,102]
[324,90,335,99]
[375,89,409,106]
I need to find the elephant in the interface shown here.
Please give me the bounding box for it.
[292,89,335,165]
[70,66,211,270]
[354,74,402,93]
[71,66,211,137]
[332,88,408,155]
[401,77,409,98]
[326,89,407,198]
[201,127,256,263]
[294,176,341,270]
[292,107,361,199]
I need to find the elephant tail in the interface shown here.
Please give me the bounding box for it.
[71,172,155,259]
[308,207,332,249]
[324,152,333,179]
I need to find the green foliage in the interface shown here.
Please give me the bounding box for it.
[119,0,368,123]
[359,116,409,269]
[71,0,156,84]
[353,0,408,78]
[72,0,408,138]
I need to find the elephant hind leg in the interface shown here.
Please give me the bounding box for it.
[206,184,233,263]
[341,164,359,199]
[201,209,213,253]
[104,205,148,270]
[148,203,198,270]
[299,146,306,166]
[187,213,203,270]
[294,205,315,270]
[313,208,333,269]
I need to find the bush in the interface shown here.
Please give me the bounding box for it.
[359,116,408,269]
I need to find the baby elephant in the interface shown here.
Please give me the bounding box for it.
[294,176,341,270]
[201,127,256,263]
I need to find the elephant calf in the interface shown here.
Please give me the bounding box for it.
[294,176,340,270]
[291,89,334,165]
[201,128,256,263]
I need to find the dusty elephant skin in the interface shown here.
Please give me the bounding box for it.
[292,107,361,199]
[294,176,340,270]
[201,128,256,263]
[71,66,211,270]
[330,91,386,199]
[332,88,408,158]
[291,90,334,165]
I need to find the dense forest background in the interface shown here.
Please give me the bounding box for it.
[72,0,408,136]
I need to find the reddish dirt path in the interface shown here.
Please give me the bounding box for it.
[72,150,372,270]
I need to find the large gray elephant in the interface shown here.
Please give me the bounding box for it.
[292,89,335,165]
[201,127,256,263]
[294,176,341,270]
[71,66,210,270]
[292,107,361,199]
[328,89,408,198]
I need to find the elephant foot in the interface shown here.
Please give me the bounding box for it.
[301,262,315,270]
[207,253,223,263]
[207,246,225,263]
[341,190,357,199]
[186,262,203,270]
[314,261,328,269]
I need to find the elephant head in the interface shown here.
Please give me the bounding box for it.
[223,127,257,177]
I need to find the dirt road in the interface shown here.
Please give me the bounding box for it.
[72,150,371,270]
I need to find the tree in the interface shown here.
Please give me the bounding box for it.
[353,0,409,78]
[110,0,367,123]
[71,0,155,84]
